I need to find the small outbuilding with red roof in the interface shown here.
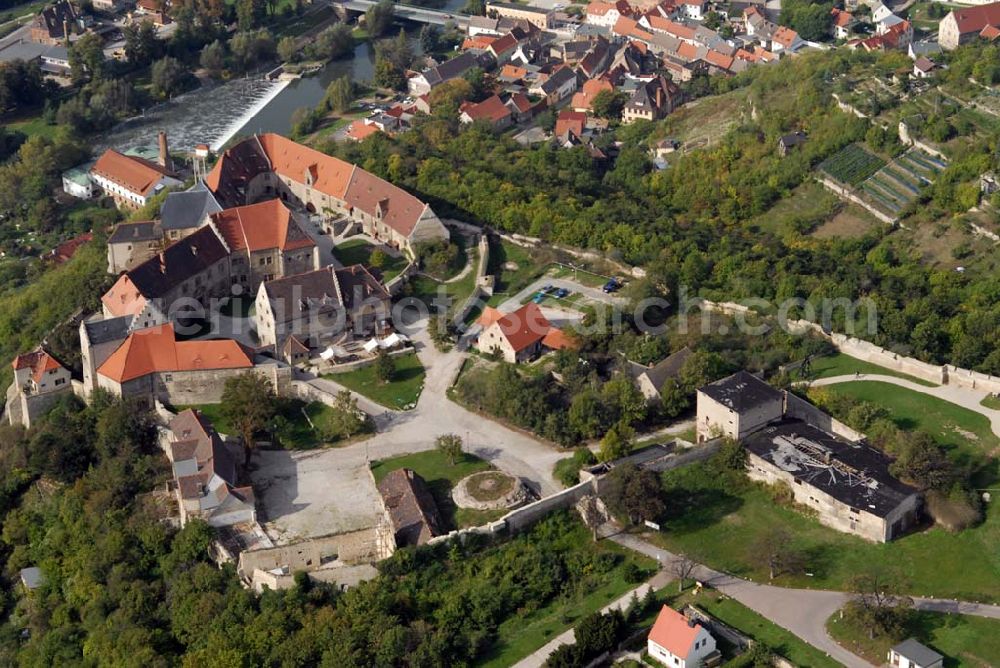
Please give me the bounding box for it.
[475,302,575,362]
[647,605,717,668]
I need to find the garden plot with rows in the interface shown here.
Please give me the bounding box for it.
[859,148,946,218]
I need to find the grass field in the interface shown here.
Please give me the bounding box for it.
[981,394,1000,411]
[650,464,1000,603]
[811,381,998,466]
[177,399,350,449]
[370,450,505,529]
[678,591,841,668]
[324,352,424,409]
[827,609,1000,667]
[333,238,409,280]
[803,353,937,386]
[406,244,479,318]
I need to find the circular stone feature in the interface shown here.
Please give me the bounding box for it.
[452,471,529,510]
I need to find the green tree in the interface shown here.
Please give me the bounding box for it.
[312,23,355,61]
[324,390,368,439]
[221,372,278,467]
[427,77,473,117]
[123,20,161,67]
[368,247,387,268]
[747,525,806,580]
[324,75,355,113]
[237,0,264,31]
[374,56,405,91]
[374,348,395,383]
[69,32,107,83]
[590,89,627,120]
[599,420,634,462]
[277,35,298,63]
[200,39,227,75]
[435,433,463,464]
[151,56,191,99]
[365,0,396,38]
[601,462,664,524]
[419,24,440,54]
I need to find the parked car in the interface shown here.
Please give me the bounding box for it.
[555,288,569,298]
[532,292,545,304]
[541,284,553,293]
[602,279,620,293]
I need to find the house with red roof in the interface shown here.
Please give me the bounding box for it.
[6,348,72,428]
[940,1,1000,49]
[505,92,536,122]
[647,606,718,668]
[345,119,383,142]
[555,109,588,138]
[831,8,855,39]
[94,322,259,406]
[90,148,182,210]
[770,25,803,53]
[208,198,319,293]
[459,95,514,129]
[571,77,613,112]
[586,0,632,28]
[475,303,576,362]
[205,133,447,254]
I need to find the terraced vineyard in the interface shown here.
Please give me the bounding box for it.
[859,149,946,218]
[819,144,886,185]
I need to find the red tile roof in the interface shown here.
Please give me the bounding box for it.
[257,133,354,199]
[462,94,513,124]
[461,35,497,50]
[345,120,382,141]
[645,15,695,40]
[571,78,613,110]
[91,149,172,197]
[773,25,800,47]
[97,323,253,383]
[648,606,702,658]
[982,23,1000,38]
[489,32,519,57]
[951,2,1000,35]
[555,109,587,138]
[495,303,553,353]
[51,232,93,264]
[831,7,854,27]
[476,306,505,329]
[102,273,148,318]
[12,349,65,384]
[209,199,315,253]
[507,92,533,113]
[500,63,528,80]
[541,327,576,350]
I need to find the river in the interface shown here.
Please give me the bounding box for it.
[100,5,467,154]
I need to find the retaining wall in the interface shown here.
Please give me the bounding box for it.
[453,235,491,326]
[697,298,1000,394]
[817,176,898,225]
[784,392,866,442]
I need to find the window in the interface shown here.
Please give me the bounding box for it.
[163,374,172,382]
[54,378,65,386]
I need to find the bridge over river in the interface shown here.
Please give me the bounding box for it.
[338,0,470,27]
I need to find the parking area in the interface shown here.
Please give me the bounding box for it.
[251,448,384,544]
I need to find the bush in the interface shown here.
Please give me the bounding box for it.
[554,448,597,487]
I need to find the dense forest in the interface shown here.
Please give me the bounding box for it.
[322,45,1000,372]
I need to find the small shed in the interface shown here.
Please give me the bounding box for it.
[19,567,44,591]
[888,638,944,668]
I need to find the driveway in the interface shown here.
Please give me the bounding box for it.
[609,533,870,668]
[251,318,565,542]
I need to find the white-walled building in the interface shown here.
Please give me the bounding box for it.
[888,639,945,668]
[647,605,718,668]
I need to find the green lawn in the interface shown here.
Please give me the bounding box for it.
[827,609,1000,667]
[804,352,937,386]
[811,381,999,466]
[324,352,424,409]
[370,450,504,529]
[677,591,840,668]
[406,245,480,318]
[5,114,52,139]
[176,399,356,449]
[650,464,1000,603]
[545,262,612,288]
[333,238,409,280]
[484,238,548,307]
[981,394,1000,411]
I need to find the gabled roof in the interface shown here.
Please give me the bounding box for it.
[890,639,944,666]
[831,7,854,27]
[261,264,388,325]
[555,109,587,138]
[950,2,1000,34]
[12,349,66,384]
[210,199,315,254]
[345,119,382,141]
[489,31,519,57]
[913,56,935,72]
[462,94,513,124]
[506,92,534,113]
[491,302,553,352]
[772,25,800,47]
[628,346,692,392]
[981,23,1000,39]
[97,323,253,383]
[103,224,229,313]
[91,149,173,198]
[648,606,704,657]
[160,183,222,231]
[541,67,577,94]
[378,468,443,546]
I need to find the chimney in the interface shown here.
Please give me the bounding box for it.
[655,85,663,110]
[158,252,166,273]
[158,131,172,172]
